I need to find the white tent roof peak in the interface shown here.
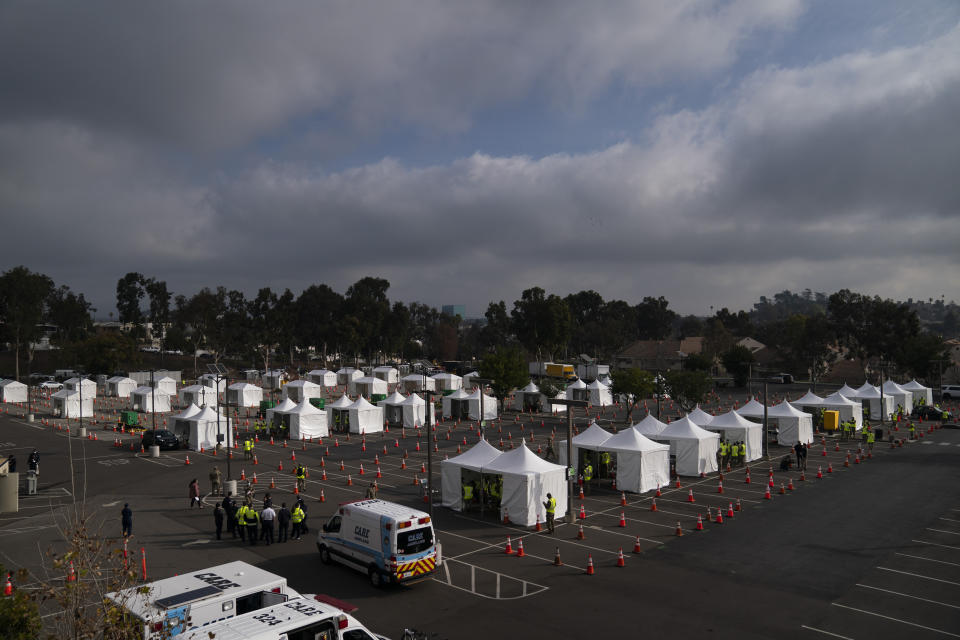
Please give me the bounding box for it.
[823,391,859,405]
[520,381,539,393]
[901,380,928,391]
[447,388,471,400]
[445,439,502,468]
[794,390,824,405]
[400,393,426,406]
[349,396,377,410]
[566,378,586,389]
[289,399,323,415]
[855,381,878,394]
[572,422,613,447]
[193,406,223,422]
[768,401,811,418]
[881,380,908,394]
[273,397,297,412]
[586,379,608,389]
[836,384,858,398]
[381,391,406,405]
[687,406,713,425]
[633,414,669,436]
[327,394,354,410]
[659,416,720,440]
[855,386,883,399]
[603,427,669,453]
[172,403,202,420]
[737,398,766,416]
[485,442,564,475]
[707,410,760,429]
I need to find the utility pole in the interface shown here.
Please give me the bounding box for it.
[422,389,440,518]
[547,397,588,523]
[471,378,493,439]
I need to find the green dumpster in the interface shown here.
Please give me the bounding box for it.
[120,410,139,427]
[258,400,276,418]
[309,397,325,410]
[371,394,386,404]
[442,389,455,396]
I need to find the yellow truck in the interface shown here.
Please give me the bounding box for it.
[545,363,577,380]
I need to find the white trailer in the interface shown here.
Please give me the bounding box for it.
[106,561,300,638]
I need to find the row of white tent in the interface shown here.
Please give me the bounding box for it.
[513,378,613,411]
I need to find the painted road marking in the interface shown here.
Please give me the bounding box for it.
[831,603,960,638]
[800,625,854,639]
[927,528,960,537]
[433,557,549,600]
[896,553,960,568]
[877,566,960,586]
[913,539,960,551]
[856,583,960,609]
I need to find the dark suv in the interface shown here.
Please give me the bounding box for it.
[141,429,180,450]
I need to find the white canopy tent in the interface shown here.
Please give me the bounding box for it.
[855,381,878,395]
[0,379,28,404]
[286,399,329,440]
[442,388,472,419]
[767,401,814,446]
[432,372,462,392]
[441,439,504,511]
[853,385,895,420]
[52,389,93,418]
[151,376,177,396]
[586,379,613,407]
[106,376,138,398]
[461,372,480,389]
[483,442,568,527]
[557,422,613,470]
[378,391,407,427]
[336,368,362,386]
[548,388,568,413]
[881,380,913,415]
[565,378,588,402]
[169,403,202,440]
[178,384,218,408]
[226,382,263,408]
[198,374,226,394]
[465,389,498,421]
[266,397,297,425]
[792,390,824,409]
[687,405,714,426]
[182,406,231,452]
[513,381,543,411]
[261,370,285,391]
[821,392,863,430]
[401,374,436,394]
[400,393,436,428]
[901,380,933,406]
[351,376,388,398]
[130,387,171,413]
[64,377,97,398]
[284,379,323,404]
[307,369,338,387]
[706,410,764,462]
[372,366,399,384]
[836,383,859,398]
[327,394,354,432]
[348,396,384,434]
[633,414,669,439]
[736,398,766,418]
[602,428,671,494]
[657,416,720,476]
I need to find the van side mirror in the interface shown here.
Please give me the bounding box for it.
[322,523,329,532]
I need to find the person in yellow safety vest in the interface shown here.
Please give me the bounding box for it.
[600,451,611,478]
[243,438,253,460]
[236,503,248,542]
[737,442,745,466]
[943,410,949,422]
[582,461,593,495]
[245,505,259,546]
[716,442,724,468]
[462,483,474,510]
[296,465,306,493]
[866,429,875,450]
[291,505,305,540]
[543,493,557,534]
[908,423,916,439]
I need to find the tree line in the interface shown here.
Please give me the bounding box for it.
[0,266,953,383]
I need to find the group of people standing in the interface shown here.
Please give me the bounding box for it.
[215,490,307,545]
[716,440,747,468]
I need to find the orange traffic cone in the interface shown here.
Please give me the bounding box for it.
[66,562,76,582]
[620,491,627,507]
[687,489,695,503]
[503,509,510,525]
[779,483,786,495]
[675,521,683,536]
[633,535,643,553]
[616,547,625,567]
[695,514,704,531]
[240,468,246,480]
[727,502,735,518]
[618,511,626,528]
[253,455,258,465]
[764,486,772,500]
[650,498,657,512]
[535,514,542,532]
[346,474,353,486]
[320,488,326,502]
[827,463,833,473]
[745,469,751,484]
[321,469,327,480]
[787,478,795,491]
[817,466,823,479]
[715,510,724,524]
[359,463,365,475]
[655,484,662,497]
[269,476,276,489]
[516,539,525,557]
[585,554,595,575]
[577,523,585,540]
[717,480,724,494]
[278,462,284,472]
[578,485,585,499]
[554,547,563,566]
[4,573,12,596]
[252,473,258,484]
[504,536,513,554]
[184,455,190,465]
[735,497,742,512]
[579,504,586,519]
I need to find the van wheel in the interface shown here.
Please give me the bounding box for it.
[368,566,383,588]
[319,546,331,565]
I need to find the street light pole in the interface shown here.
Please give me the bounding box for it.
[547,397,588,524]
[471,378,493,439]
[422,389,440,518]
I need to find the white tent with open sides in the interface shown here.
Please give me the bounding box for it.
[441,439,504,512]
[179,384,218,408]
[170,403,202,442]
[184,406,231,452]
[821,391,863,429]
[373,366,400,384]
[586,379,613,407]
[336,368,362,386]
[327,394,354,432]
[557,422,612,469]
[853,385,895,421]
[198,373,227,394]
[736,398,767,418]
[792,390,824,413]
[602,427,671,494]
[226,382,262,408]
[881,380,913,415]
[401,374,436,394]
[378,391,407,428]
[432,372,462,392]
[705,410,763,462]
[286,399,328,440]
[400,392,435,428]
[52,388,93,418]
[767,401,814,446]
[0,379,28,404]
[901,380,933,406]
[513,381,543,411]
[464,389,497,421]
[565,378,588,402]
[266,397,297,425]
[351,376,388,398]
[442,388,472,419]
[657,416,720,476]
[284,379,323,404]
[151,376,177,396]
[106,376,137,398]
[131,386,171,413]
[483,442,568,527]
[307,369,338,387]
[348,396,384,434]
[64,377,97,398]
[461,372,480,389]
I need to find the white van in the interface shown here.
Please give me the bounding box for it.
[107,561,301,638]
[180,595,387,640]
[317,499,439,587]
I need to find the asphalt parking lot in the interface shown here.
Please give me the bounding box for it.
[1,387,959,639]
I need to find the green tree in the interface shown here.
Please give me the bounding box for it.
[479,346,528,412]
[610,368,655,423]
[46,285,94,346]
[115,272,145,327]
[176,288,225,374]
[0,266,55,380]
[344,277,391,360]
[898,332,948,380]
[0,564,41,640]
[721,345,756,387]
[143,277,171,351]
[683,353,713,372]
[663,369,712,413]
[779,313,836,389]
[74,331,140,374]
[634,296,676,340]
[511,287,571,360]
[479,301,512,352]
[294,284,344,364]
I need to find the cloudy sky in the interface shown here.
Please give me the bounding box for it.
[2,0,958,319]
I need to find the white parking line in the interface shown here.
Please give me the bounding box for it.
[913,539,960,551]
[939,517,960,524]
[927,528,960,537]
[800,625,854,639]
[831,603,960,638]
[895,553,960,568]
[856,583,960,609]
[877,567,960,586]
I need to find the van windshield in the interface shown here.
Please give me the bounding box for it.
[396,527,433,554]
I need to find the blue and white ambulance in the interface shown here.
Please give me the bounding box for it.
[316,499,439,587]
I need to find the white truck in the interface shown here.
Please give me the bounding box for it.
[317,499,439,587]
[107,560,301,638]
[179,595,387,640]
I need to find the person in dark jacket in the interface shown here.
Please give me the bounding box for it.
[121,503,133,537]
[277,502,291,543]
[213,503,224,540]
[222,493,237,539]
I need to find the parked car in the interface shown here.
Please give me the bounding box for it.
[942,385,960,400]
[141,429,180,450]
[912,405,953,421]
[39,381,63,391]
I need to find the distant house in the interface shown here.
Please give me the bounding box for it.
[615,337,704,371]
